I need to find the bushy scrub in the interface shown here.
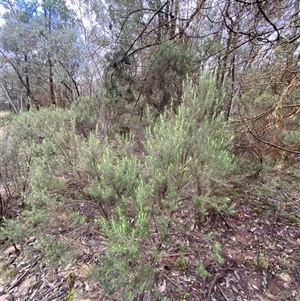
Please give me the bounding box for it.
[145,72,235,227]
[98,202,154,299]
[88,146,139,205]
[0,73,236,299]
[95,72,235,299]
[82,134,141,214]
[82,135,154,299]
[0,107,84,265]
[0,112,35,201]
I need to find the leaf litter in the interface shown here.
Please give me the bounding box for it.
[0,172,299,301]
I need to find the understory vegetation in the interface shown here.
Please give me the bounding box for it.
[0,74,232,296]
[1,72,299,300]
[1,1,300,300]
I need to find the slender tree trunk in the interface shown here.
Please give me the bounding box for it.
[48,56,56,105]
[44,2,56,105]
[24,54,31,110]
[0,50,38,109]
[0,82,18,114]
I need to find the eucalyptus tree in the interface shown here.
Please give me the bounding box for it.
[0,0,39,110]
[36,0,82,106]
[0,0,83,110]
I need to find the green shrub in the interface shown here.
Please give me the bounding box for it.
[144,72,235,229]
[1,72,236,300]
[0,107,84,266]
[83,135,141,212]
[94,72,235,299]
[93,180,155,299]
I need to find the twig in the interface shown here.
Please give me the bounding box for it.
[41,280,64,296]
[13,243,20,253]
[163,274,181,289]
[163,274,199,299]
[206,266,244,300]
[217,283,231,301]
[206,271,224,300]
[219,212,233,230]
[9,255,43,291]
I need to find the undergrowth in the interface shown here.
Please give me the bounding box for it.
[0,73,237,300]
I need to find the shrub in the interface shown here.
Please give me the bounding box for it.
[94,72,235,299]
[1,72,236,300]
[0,107,84,267]
[85,142,140,209]
[144,72,235,230]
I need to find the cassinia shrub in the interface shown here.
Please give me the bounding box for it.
[96,72,235,299]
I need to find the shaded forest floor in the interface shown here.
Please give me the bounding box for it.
[0,171,299,301]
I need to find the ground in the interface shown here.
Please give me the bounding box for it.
[0,171,299,301]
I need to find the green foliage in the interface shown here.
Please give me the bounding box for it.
[1,72,235,299]
[0,216,28,242]
[89,158,154,298]
[211,241,224,264]
[145,72,234,223]
[249,251,269,269]
[1,0,300,298]
[93,72,235,299]
[37,234,72,268]
[194,195,235,222]
[0,107,83,265]
[144,40,197,112]
[95,203,154,298]
[67,288,76,301]
[196,261,211,279]
[1,0,82,109]
[174,256,187,271]
[69,211,86,224]
[149,40,194,85]
[84,137,140,209]
[0,110,39,203]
